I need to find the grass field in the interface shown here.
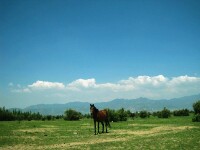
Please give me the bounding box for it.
[0,116,200,150]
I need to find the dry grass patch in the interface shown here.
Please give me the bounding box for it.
[16,128,52,133]
[1,137,127,150]
[112,125,196,136]
[15,125,59,133]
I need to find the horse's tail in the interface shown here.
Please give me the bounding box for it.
[105,110,111,128]
[106,119,111,128]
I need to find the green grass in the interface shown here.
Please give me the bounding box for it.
[0,116,200,149]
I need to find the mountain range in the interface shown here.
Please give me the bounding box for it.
[15,94,200,115]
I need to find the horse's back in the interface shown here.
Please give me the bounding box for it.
[97,110,108,121]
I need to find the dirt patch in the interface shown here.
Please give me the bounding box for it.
[16,128,50,133]
[41,125,57,128]
[80,123,93,129]
[14,125,59,133]
[112,125,196,136]
[49,137,127,149]
[1,137,127,150]
[16,127,58,133]
[129,123,158,127]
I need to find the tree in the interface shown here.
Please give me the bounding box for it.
[193,100,200,114]
[107,109,119,122]
[117,108,128,121]
[64,109,82,121]
[173,109,189,116]
[192,100,200,122]
[157,107,171,118]
[139,111,149,118]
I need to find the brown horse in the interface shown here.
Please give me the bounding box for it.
[90,104,111,135]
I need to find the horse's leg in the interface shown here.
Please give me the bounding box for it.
[105,121,108,133]
[98,121,100,134]
[94,120,96,135]
[101,122,104,133]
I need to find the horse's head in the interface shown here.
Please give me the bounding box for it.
[90,104,95,115]
[90,104,99,116]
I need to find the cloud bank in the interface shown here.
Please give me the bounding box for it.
[10,75,200,102]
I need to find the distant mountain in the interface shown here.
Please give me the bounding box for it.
[20,94,200,115]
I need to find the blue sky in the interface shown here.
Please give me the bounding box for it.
[0,0,200,108]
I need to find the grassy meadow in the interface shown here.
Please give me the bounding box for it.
[0,116,200,150]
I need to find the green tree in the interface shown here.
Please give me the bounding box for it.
[193,100,200,114]
[158,107,171,118]
[192,100,200,122]
[64,109,82,121]
[107,109,119,122]
[173,109,189,116]
[117,108,128,121]
[139,111,149,118]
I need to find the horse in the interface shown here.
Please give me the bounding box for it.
[90,104,111,135]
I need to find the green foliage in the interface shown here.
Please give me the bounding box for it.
[107,109,119,122]
[139,111,149,118]
[83,113,91,119]
[192,114,200,122]
[0,107,44,121]
[64,109,82,121]
[117,108,128,121]
[157,107,171,118]
[193,100,200,114]
[0,107,14,121]
[192,101,200,122]
[173,109,189,116]
[0,107,63,121]
[107,108,131,122]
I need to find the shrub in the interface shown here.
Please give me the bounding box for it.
[117,108,128,121]
[46,115,52,121]
[192,114,200,122]
[158,107,171,118]
[193,100,200,114]
[107,108,130,122]
[64,109,82,121]
[192,101,200,122]
[129,112,136,119]
[173,109,189,116]
[139,111,149,118]
[107,109,119,122]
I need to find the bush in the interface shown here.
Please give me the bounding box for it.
[193,100,200,114]
[192,114,200,122]
[107,108,130,122]
[192,101,200,122]
[117,108,128,121]
[158,107,171,118]
[139,111,149,118]
[107,109,119,122]
[64,109,82,121]
[173,109,189,116]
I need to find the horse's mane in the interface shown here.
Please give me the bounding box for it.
[93,106,99,114]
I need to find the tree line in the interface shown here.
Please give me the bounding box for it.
[1,100,200,122]
[0,107,63,121]
[64,100,200,122]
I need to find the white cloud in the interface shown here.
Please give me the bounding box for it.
[120,75,168,87]
[67,78,96,89]
[10,75,200,102]
[170,75,200,85]
[28,80,65,89]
